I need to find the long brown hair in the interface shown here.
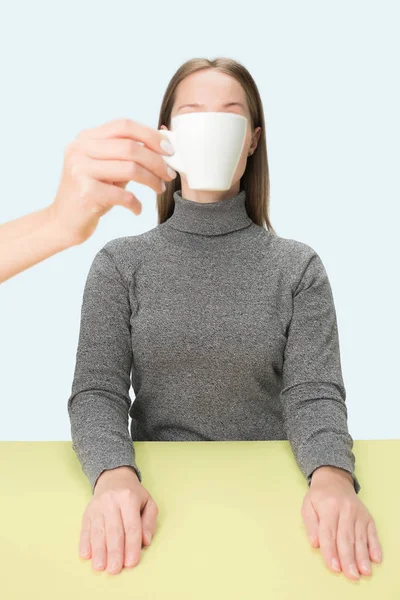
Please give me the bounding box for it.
[156,57,275,234]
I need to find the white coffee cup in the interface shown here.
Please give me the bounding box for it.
[158,111,247,191]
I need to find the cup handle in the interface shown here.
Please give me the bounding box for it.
[158,129,185,175]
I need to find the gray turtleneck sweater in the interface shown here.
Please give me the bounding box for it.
[68,189,360,494]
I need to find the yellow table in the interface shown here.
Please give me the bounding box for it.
[0,440,397,599]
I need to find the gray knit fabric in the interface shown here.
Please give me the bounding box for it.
[68,188,360,495]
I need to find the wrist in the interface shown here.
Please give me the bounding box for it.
[44,202,87,250]
[311,465,354,487]
[95,466,139,489]
[42,204,75,251]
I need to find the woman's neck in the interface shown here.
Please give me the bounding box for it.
[180,179,241,204]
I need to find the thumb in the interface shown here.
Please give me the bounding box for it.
[301,497,320,548]
[141,497,158,546]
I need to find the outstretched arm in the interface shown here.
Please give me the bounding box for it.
[0,117,176,284]
[0,206,71,283]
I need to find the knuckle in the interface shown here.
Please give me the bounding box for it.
[322,529,336,543]
[91,524,105,538]
[119,488,139,507]
[108,526,124,544]
[343,498,355,510]
[120,118,131,132]
[125,522,141,536]
[342,499,357,517]
[65,140,77,158]
[128,162,138,178]
[100,490,118,507]
[77,177,93,200]
[76,128,89,141]
[341,532,355,545]
[118,487,133,501]
[70,160,81,179]
[324,496,340,511]
[367,515,376,531]
[357,532,368,545]
[126,140,139,157]
[149,498,159,513]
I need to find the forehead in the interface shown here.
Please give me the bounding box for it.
[173,69,247,109]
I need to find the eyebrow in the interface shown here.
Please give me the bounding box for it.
[176,102,246,112]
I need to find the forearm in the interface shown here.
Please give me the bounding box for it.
[0,205,72,283]
[68,389,142,495]
[282,382,360,493]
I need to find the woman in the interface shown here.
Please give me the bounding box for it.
[68,57,382,579]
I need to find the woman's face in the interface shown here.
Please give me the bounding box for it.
[161,69,261,191]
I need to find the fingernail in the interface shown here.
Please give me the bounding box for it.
[145,530,152,543]
[125,553,135,566]
[349,564,360,578]
[332,557,341,572]
[373,549,382,562]
[361,560,371,574]
[161,180,166,192]
[160,139,175,155]
[167,166,177,179]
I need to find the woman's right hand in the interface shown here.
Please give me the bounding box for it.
[50,118,177,247]
[79,466,159,575]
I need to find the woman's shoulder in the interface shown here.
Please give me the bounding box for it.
[255,226,320,268]
[94,228,159,281]
[102,228,156,258]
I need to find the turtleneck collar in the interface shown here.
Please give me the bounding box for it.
[166,189,253,236]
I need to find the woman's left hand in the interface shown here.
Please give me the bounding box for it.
[301,466,382,580]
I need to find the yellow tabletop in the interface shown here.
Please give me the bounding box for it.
[0,440,397,599]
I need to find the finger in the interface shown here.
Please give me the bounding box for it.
[318,507,341,573]
[140,497,159,547]
[119,492,143,568]
[336,508,359,580]
[301,499,320,548]
[367,519,382,563]
[88,179,142,215]
[90,512,107,571]
[79,513,91,560]
[103,501,126,575]
[77,118,175,156]
[83,156,166,194]
[355,518,372,576]
[82,138,177,182]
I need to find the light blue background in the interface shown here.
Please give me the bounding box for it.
[0,0,398,441]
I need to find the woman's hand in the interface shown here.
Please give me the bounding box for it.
[79,466,159,575]
[51,118,177,247]
[301,466,382,580]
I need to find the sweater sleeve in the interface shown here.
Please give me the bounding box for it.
[67,244,142,494]
[280,250,361,494]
